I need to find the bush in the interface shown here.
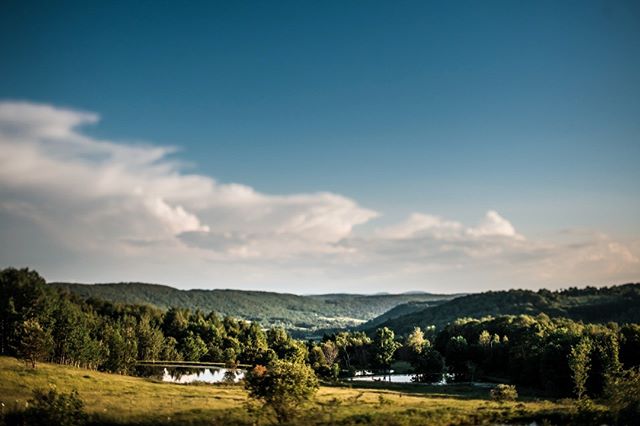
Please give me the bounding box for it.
[21,387,87,426]
[491,384,518,402]
[605,367,640,425]
[245,360,319,423]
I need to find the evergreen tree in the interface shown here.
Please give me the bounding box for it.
[19,319,53,368]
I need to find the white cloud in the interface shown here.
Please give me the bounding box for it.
[468,210,522,239]
[375,213,463,240]
[145,197,210,234]
[0,101,377,260]
[375,210,522,241]
[0,100,637,292]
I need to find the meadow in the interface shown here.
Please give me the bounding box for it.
[0,356,587,425]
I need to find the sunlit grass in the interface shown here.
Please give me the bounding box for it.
[0,356,584,425]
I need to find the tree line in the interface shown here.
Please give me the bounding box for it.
[2,267,640,404]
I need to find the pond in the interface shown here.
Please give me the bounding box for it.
[155,367,492,388]
[161,367,245,384]
[351,373,417,383]
[350,372,494,387]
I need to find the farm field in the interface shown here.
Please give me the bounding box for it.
[0,356,583,425]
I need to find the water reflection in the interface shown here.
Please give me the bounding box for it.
[351,373,415,383]
[351,371,455,384]
[161,367,245,384]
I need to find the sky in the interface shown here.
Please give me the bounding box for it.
[0,0,639,293]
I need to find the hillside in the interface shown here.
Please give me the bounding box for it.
[357,300,434,329]
[51,282,456,332]
[0,356,576,426]
[363,283,640,336]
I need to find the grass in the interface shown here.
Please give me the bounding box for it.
[0,356,590,425]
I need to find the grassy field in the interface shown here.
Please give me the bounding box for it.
[0,356,588,425]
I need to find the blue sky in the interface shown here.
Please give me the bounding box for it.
[0,1,639,292]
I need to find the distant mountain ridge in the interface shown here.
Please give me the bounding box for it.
[51,282,458,333]
[362,283,640,335]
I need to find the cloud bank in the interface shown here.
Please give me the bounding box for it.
[0,101,638,292]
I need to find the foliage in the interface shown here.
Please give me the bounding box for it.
[331,331,372,375]
[605,367,640,425]
[425,314,631,396]
[0,268,317,375]
[0,355,608,426]
[245,359,319,423]
[619,324,640,369]
[2,266,640,408]
[569,337,592,399]
[371,284,640,336]
[405,327,426,354]
[18,319,53,368]
[411,346,446,383]
[370,327,401,373]
[308,342,340,381]
[20,386,87,426]
[52,281,455,333]
[569,336,592,399]
[490,384,518,402]
[0,268,55,356]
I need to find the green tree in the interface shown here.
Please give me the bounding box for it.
[103,321,138,374]
[245,359,319,423]
[267,327,307,363]
[371,327,400,375]
[0,268,56,356]
[18,319,53,368]
[240,322,268,365]
[136,316,165,361]
[412,346,446,383]
[160,336,182,361]
[333,331,371,374]
[181,333,208,361]
[444,335,470,380]
[321,341,339,366]
[569,336,592,399]
[406,327,426,354]
[588,328,622,396]
[605,367,640,425]
[162,308,189,340]
[50,298,97,367]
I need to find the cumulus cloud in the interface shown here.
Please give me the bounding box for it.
[375,213,463,240]
[468,210,523,239]
[0,100,638,292]
[375,210,522,241]
[0,101,377,260]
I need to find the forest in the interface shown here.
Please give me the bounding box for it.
[1,267,640,425]
[367,285,640,334]
[50,282,457,333]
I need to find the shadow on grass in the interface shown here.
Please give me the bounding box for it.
[325,380,492,400]
[325,379,561,403]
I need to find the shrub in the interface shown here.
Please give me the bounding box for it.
[14,387,87,426]
[605,367,640,425]
[245,360,319,423]
[491,384,518,402]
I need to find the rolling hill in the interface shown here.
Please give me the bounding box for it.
[362,283,640,335]
[51,282,457,333]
